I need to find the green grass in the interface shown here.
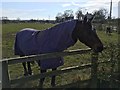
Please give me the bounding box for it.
[2,23,119,88]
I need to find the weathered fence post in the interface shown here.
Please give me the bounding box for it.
[90,52,98,88]
[118,38,120,81]
[110,50,114,88]
[117,16,120,82]
[2,61,10,88]
[0,61,2,90]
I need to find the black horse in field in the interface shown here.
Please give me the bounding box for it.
[14,15,103,87]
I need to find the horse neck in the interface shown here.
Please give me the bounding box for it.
[72,20,82,42]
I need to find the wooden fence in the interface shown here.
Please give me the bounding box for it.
[0,48,119,88]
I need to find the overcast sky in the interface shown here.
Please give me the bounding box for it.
[1,0,120,20]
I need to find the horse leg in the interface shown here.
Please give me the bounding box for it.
[51,68,57,87]
[20,55,28,76]
[39,69,47,87]
[27,61,32,75]
[22,62,28,76]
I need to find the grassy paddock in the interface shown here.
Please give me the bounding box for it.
[2,23,119,88]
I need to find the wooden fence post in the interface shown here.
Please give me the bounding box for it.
[2,61,10,88]
[110,50,114,88]
[90,52,98,88]
[0,61,2,90]
[117,17,120,82]
[118,38,120,80]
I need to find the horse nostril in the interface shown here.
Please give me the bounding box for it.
[94,45,103,53]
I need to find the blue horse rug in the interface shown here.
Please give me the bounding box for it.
[14,20,77,69]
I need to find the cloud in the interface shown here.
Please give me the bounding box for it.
[61,0,119,8]
[2,8,46,19]
[61,0,118,17]
[3,8,46,14]
[71,2,81,7]
[2,0,85,2]
[62,3,71,7]
[86,0,119,17]
[62,2,81,8]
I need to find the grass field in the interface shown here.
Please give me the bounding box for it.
[2,23,119,88]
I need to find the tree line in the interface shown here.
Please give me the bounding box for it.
[1,8,118,24]
[55,8,109,23]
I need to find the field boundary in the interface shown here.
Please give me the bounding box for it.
[1,47,119,88]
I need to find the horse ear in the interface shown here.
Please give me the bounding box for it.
[83,16,87,23]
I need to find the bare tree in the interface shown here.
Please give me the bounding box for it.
[55,10,74,22]
[63,10,74,21]
[55,12,63,22]
[76,9,84,20]
[93,8,108,23]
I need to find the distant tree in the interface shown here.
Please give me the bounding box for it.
[76,9,84,20]
[29,19,37,23]
[16,17,21,23]
[63,10,74,21]
[2,17,10,24]
[92,8,108,31]
[17,17,20,21]
[93,8,108,23]
[55,12,64,22]
[2,17,8,20]
[55,10,74,22]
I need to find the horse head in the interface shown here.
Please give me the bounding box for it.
[75,14,103,52]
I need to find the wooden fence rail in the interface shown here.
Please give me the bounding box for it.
[1,48,94,88]
[1,47,118,88]
[2,48,92,65]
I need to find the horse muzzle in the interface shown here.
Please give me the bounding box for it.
[94,45,103,53]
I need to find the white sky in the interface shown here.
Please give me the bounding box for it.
[1,0,120,20]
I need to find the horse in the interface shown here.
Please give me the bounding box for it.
[14,15,103,87]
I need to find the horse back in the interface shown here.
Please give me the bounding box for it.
[14,28,40,55]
